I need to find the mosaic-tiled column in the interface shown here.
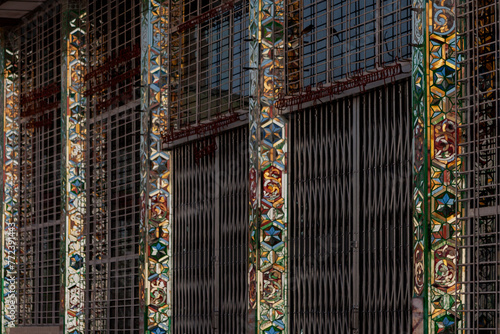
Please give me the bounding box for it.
[0,33,20,334]
[412,1,462,332]
[140,1,173,332]
[248,0,288,332]
[61,4,87,333]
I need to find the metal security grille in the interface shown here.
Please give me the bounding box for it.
[286,0,411,92]
[168,0,249,129]
[172,126,248,332]
[457,0,500,332]
[357,79,412,332]
[86,108,141,333]
[289,78,412,333]
[18,2,62,326]
[85,0,142,332]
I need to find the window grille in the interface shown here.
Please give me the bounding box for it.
[169,0,249,130]
[85,0,142,332]
[286,0,411,93]
[457,0,500,331]
[18,2,62,326]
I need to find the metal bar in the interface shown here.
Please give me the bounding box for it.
[213,136,220,333]
[351,95,360,334]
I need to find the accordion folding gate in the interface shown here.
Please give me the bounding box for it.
[289,80,413,333]
[1,0,500,333]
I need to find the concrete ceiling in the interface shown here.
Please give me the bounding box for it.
[0,0,47,27]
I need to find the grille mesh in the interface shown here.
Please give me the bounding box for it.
[457,0,500,331]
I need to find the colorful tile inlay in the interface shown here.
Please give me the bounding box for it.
[140,1,173,333]
[61,6,87,334]
[249,0,288,332]
[412,0,462,332]
[1,35,20,334]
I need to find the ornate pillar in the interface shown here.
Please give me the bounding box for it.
[412,1,462,332]
[61,3,87,333]
[140,1,173,332]
[248,0,288,332]
[0,31,20,334]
